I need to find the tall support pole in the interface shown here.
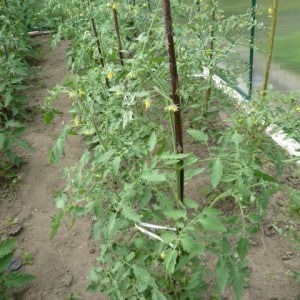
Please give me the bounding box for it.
[262,0,278,98]
[162,0,184,203]
[248,0,256,98]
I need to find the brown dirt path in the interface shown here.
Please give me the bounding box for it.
[0,37,106,300]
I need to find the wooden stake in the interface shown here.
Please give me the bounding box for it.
[162,0,184,202]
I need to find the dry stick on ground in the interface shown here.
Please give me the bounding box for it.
[261,0,278,97]
[203,5,216,114]
[162,0,184,203]
[112,7,124,66]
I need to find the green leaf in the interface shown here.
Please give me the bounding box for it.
[160,232,177,243]
[49,125,72,164]
[164,249,178,274]
[210,157,223,189]
[231,131,243,147]
[112,156,121,177]
[0,252,14,273]
[221,237,232,256]
[181,235,204,256]
[50,211,64,239]
[187,129,208,144]
[237,238,249,260]
[148,132,157,152]
[133,265,155,287]
[122,205,140,222]
[15,138,34,152]
[161,152,190,161]
[197,214,226,232]
[216,258,229,293]
[44,111,54,125]
[164,210,186,220]
[183,198,198,209]
[3,272,36,288]
[141,170,166,183]
[0,238,17,258]
[151,288,167,300]
[185,167,205,182]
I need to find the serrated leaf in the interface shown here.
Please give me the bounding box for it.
[122,205,140,222]
[3,272,36,288]
[0,238,17,258]
[222,237,232,256]
[15,138,34,152]
[133,265,155,287]
[50,211,64,239]
[164,249,178,274]
[181,235,204,256]
[161,152,190,161]
[231,131,243,147]
[0,252,14,273]
[183,198,198,209]
[197,214,226,232]
[237,237,249,260]
[148,132,157,152]
[112,156,121,177]
[141,170,166,182]
[216,258,229,293]
[187,129,208,144]
[152,288,168,300]
[210,157,223,189]
[164,210,186,220]
[185,167,205,182]
[160,231,177,243]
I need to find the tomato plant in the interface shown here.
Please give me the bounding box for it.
[44,0,300,299]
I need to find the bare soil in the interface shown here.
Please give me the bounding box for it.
[0,37,299,300]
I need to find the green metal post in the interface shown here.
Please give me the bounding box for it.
[249,0,256,98]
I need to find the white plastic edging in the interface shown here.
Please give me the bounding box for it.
[195,67,300,166]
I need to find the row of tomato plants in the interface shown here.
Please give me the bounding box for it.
[0,0,47,171]
[44,0,300,299]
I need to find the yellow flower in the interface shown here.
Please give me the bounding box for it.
[83,129,95,136]
[107,71,114,80]
[73,116,80,127]
[68,91,76,98]
[164,104,179,112]
[268,7,273,17]
[127,71,136,79]
[296,107,300,113]
[77,89,85,97]
[112,3,118,10]
[144,99,151,110]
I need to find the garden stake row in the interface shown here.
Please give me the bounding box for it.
[88,2,110,88]
[112,6,124,66]
[262,0,278,98]
[162,0,184,203]
[91,17,110,87]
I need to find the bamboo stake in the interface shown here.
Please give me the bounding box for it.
[162,0,184,203]
[112,7,124,66]
[203,4,216,114]
[261,0,278,98]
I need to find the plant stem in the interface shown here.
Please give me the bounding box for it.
[112,8,124,66]
[261,0,278,98]
[3,45,9,60]
[203,3,215,114]
[162,0,184,203]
